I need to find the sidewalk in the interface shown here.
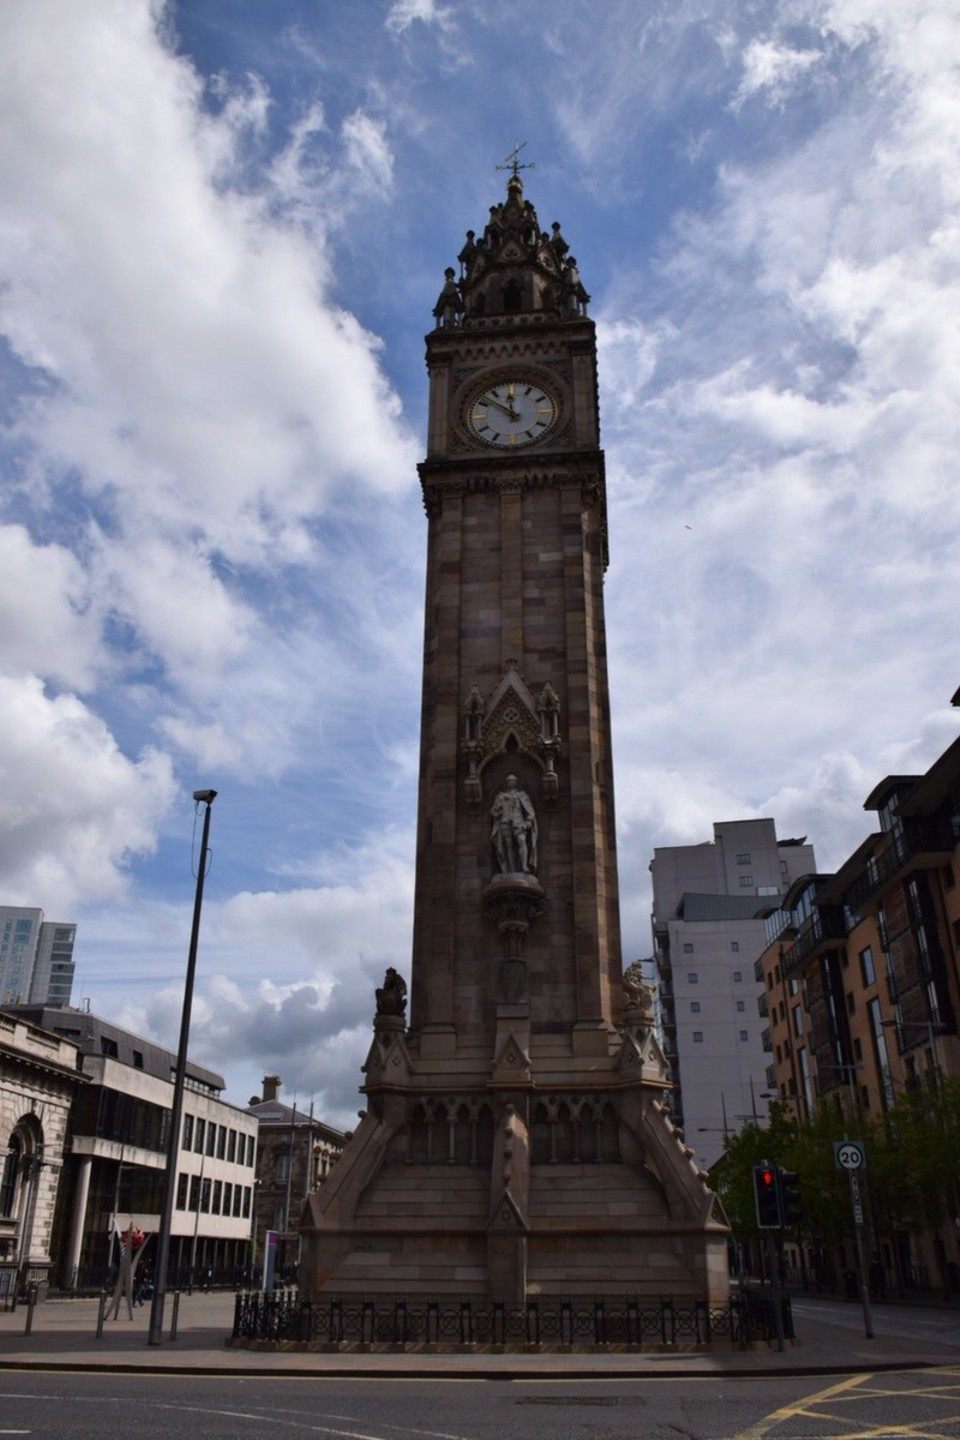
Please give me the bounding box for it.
[1,1291,958,1377]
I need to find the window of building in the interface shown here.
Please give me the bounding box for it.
[860,946,876,987]
[242,1186,251,1219]
[182,1114,193,1151]
[690,1001,701,1013]
[739,876,754,888]
[100,1036,118,1058]
[683,943,694,954]
[228,1129,237,1164]
[730,941,740,953]
[736,853,751,865]
[687,972,698,984]
[792,1005,803,1036]
[132,1050,144,1069]
[846,991,856,1015]
[188,1174,200,1211]
[736,1000,745,1012]
[246,1135,256,1167]
[739,1030,749,1042]
[176,1173,188,1210]
[200,1178,211,1213]
[234,1186,243,1217]
[217,1126,226,1160]
[276,1152,291,1183]
[733,970,742,982]
[693,1031,704,1042]
[212,1179,222,1214]
[194,1118,205,1154]
[860,1085,870,1110]
[223,1182,232,1214]
[853,1037,863,1061]
[206,1122,217,1157]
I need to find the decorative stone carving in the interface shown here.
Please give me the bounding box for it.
[375,967,407,1020]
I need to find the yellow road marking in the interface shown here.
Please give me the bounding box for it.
[735,1374,870,1440]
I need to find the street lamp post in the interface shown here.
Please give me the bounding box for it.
[147,789,217,1346]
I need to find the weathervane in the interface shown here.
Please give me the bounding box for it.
[497,141,535,180]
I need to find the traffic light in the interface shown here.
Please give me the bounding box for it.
[779,1168,801,1226]
[753,1163,782,1228]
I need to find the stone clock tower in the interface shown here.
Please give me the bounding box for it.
[301,172,729,1306]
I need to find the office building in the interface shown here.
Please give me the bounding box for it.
[0,907,76,1008]
[651,819,815,1166]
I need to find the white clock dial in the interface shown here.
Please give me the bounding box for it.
[467,381,558,447]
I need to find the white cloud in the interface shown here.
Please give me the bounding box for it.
[732,39,822,111]
[386,0,454,36]
[0,674,175,911]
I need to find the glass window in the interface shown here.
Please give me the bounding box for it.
[736,853,751,865]
[176,1173,188,1210]
[200,1178,211,1213]
[228,1129,237,1164]
[194,1119,205,1154]
[690,1001,700,1013]
[242,1186,251,1219]
[739,1029,748,1041]
[739,876,753,888]
[730,941,740,953]
[188,1174,200,1211]
[687,972,698,984]
[736,1000,745,1012]
[860,946,876,987]
[212,1179,222,1214]
[223,1182,232,1215]
[733,971,742,982]
[206,1122,217,1157]
[276,1153,290,1183]
[792,1005,804,1036]
[216,1126,226,1160]
[182,1114,193,1151]
[683,943,694,954]
[693,1031,704,1042]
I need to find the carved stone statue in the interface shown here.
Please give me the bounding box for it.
[375,966,407,1017]
[491,775,538,875]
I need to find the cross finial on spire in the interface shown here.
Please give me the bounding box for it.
[496,141,535,181]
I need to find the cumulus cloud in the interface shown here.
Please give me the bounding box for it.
[0,675,175,910]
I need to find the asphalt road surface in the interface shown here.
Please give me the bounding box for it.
[1,1369,959,1439]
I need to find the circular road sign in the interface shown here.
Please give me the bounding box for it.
[835,1140,865,1171]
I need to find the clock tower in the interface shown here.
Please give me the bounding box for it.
[301,173,729,1308]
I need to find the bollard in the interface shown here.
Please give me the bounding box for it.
[96,1288,107,1340]
[24,1282,37,1336]
[169,1289,181,1341]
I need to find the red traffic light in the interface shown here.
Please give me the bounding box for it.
[753,1162,783,1228]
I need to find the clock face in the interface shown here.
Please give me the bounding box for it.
[467,380,558,447]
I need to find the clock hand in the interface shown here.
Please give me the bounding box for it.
[488,397,520,421]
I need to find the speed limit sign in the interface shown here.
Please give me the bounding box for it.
[835,1140,865,1171]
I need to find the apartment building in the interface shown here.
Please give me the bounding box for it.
[0,907,76,1007]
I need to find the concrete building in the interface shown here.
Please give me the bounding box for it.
[300,173,729,1308]
[651,819,816,1167]
[0,1010,81,1300]
[7,1005,258,1289]
[0,907,76,1008]
[247,1076,345,1280]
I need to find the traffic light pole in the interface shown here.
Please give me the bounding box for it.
[764,1232,785,1353]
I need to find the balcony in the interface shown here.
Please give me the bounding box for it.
[761,1027,773,1053]
[781,904,848,975]
[757,992,769,1018]
[844,816,955,915]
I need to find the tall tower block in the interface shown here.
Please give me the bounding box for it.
[301,175,728,1305]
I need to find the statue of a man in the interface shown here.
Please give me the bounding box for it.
[491,775,538,875]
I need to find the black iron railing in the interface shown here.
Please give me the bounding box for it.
[231,1289,792,1348]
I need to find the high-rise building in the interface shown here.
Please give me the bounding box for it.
[300,170,729,1308]
[650,819,815,1166]
[0,907,76,1007]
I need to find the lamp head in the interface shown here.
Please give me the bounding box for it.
[192,789,217,805]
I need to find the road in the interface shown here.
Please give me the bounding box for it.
[1,1368,959,1439]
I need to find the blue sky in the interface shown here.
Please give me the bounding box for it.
[2,0,959,1124]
